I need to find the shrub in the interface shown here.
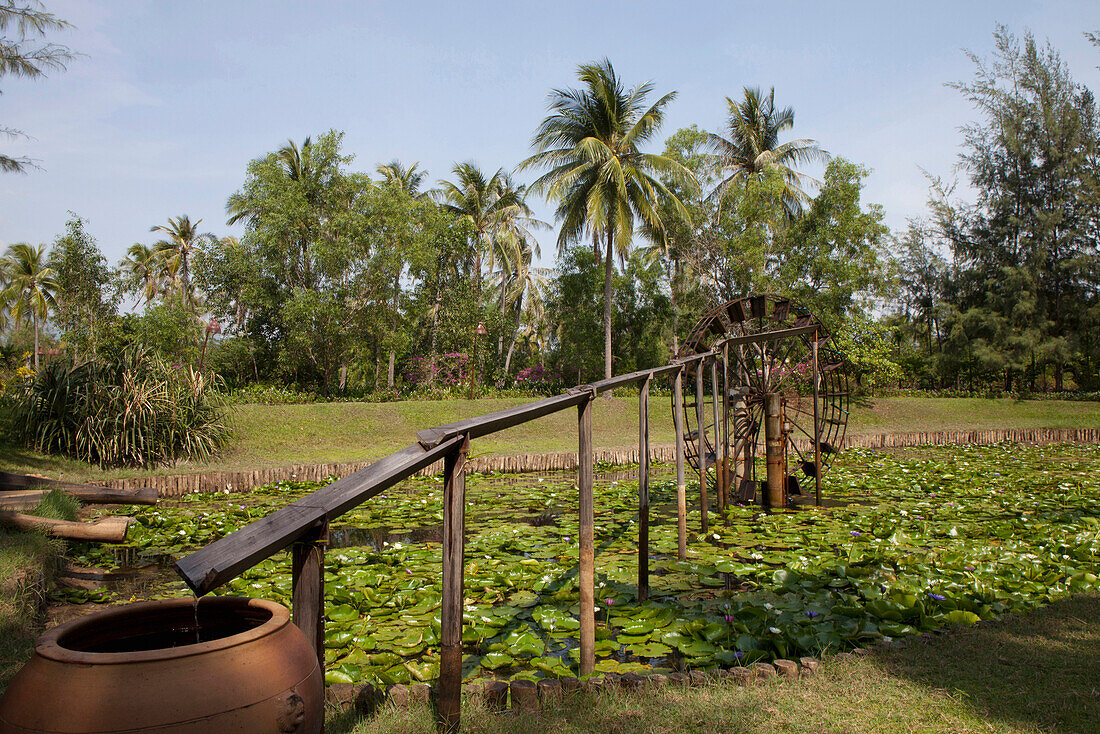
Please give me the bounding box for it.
[7,347,232,468]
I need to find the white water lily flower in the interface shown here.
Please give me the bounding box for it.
[768,626,781,634]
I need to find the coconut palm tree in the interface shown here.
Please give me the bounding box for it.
[437,162,538,310]
[1,243,58,368]
[150,215,212,310]
[376,159,428,197]
[520,58,694,382]
[120,242,166,308]
[705,87,827,218]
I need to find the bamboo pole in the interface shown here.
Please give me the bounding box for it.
[673,367,687,561]
[437,435,469,733]
[577,396,595,676]
[695,361,709,533]
[638,375,650,601]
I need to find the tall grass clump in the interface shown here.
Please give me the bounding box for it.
[7,347,232,468]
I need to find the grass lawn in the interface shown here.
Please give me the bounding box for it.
[0,529,60,694]
[1,396,1098,483]
[334,594,1100,734]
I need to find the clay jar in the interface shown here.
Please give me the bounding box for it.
[0,596,322,733]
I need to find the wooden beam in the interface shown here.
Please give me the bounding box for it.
[696,360,709,533]
[813,336,822,507]
[437,435,469,733]
[714,323,819,349]
[673,366,687,561]
[577,396,595,676]
[710,358,723,513]
[637,375,650,602]
[0,511,132,542]
[174,437,465,596]
[291,518,327,676]
[0,471,158,505]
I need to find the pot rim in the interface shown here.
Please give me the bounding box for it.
[36,596,290,665]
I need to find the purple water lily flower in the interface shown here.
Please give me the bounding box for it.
[733,651,744,659]
[850,531,862,537]
[805,610,819,618]
[927,593,946,601]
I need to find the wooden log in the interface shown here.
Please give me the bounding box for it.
[483,681,509,712]
[0,512,132,542]
[710,358,723,511]
[0,472,158,505]
[291,518,327,675]
[510,679,537,713]
[673,366,687,561]
[578,396,596,677]
[637,375,650,602]
[0,485,157,509]
[437,436,469,734]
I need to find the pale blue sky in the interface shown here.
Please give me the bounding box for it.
[2,0,1098,271]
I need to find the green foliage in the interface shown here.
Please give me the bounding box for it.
[28,488,79,521]
[7,346,231,468]
[47,214,118,359]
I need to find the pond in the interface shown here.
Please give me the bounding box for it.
[66,443,1100,687]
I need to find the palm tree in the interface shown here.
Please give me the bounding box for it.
[705,87,827,218]
[376,159,428,197]
[1,243,58,369]
[120,242,166,308]
[437,162,537,310]
[520,58,694,382]
[150,215,212,309]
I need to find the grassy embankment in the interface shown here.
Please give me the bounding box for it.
[1,396,1098,483]
[0,491,77,692]
[333,594,1100,734]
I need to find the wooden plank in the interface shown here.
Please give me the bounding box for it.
[437,436,469,733]
[710,358,723,512]
[637,375,650,602]
[589,362,682,393]
[174,437,465,595]
[577,396,595,676]
[291,519,327,676]
[673,366,687,561]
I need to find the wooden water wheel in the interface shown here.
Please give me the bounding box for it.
[673,294,849,508]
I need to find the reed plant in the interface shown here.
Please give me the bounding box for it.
[7,347,231,468]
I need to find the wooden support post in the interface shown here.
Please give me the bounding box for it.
[437,435,469,733]
[673,367,687,561]
[764,393,784,510]
[695,361,709,533]
[637,374,650,601]
[812,334,822,507]
[291,517,328,676]
[578,396,595,676]
[722,344,730,521]
[710,358,723,513]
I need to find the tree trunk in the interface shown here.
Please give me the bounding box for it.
[33,313,39,371]
[603,229,614,393]
[387,351,396,388]
[670,259,681,355]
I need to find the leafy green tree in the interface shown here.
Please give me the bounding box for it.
[376,159,428,197]
[1,242,57,368]
[775,158,892,329]
[48,214,118,360]
[936,28,1100,391]
[120,242,170,308]
[705,87,827,219]
[521,59,694,382]
[1,0,76,172]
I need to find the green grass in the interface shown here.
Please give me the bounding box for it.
[2,396,1098,483]
[0,529,60,693]
[332,594,1100,734]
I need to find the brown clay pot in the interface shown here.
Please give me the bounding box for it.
[0,596,322,733]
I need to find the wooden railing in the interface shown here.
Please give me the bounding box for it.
[174,336,793,732]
